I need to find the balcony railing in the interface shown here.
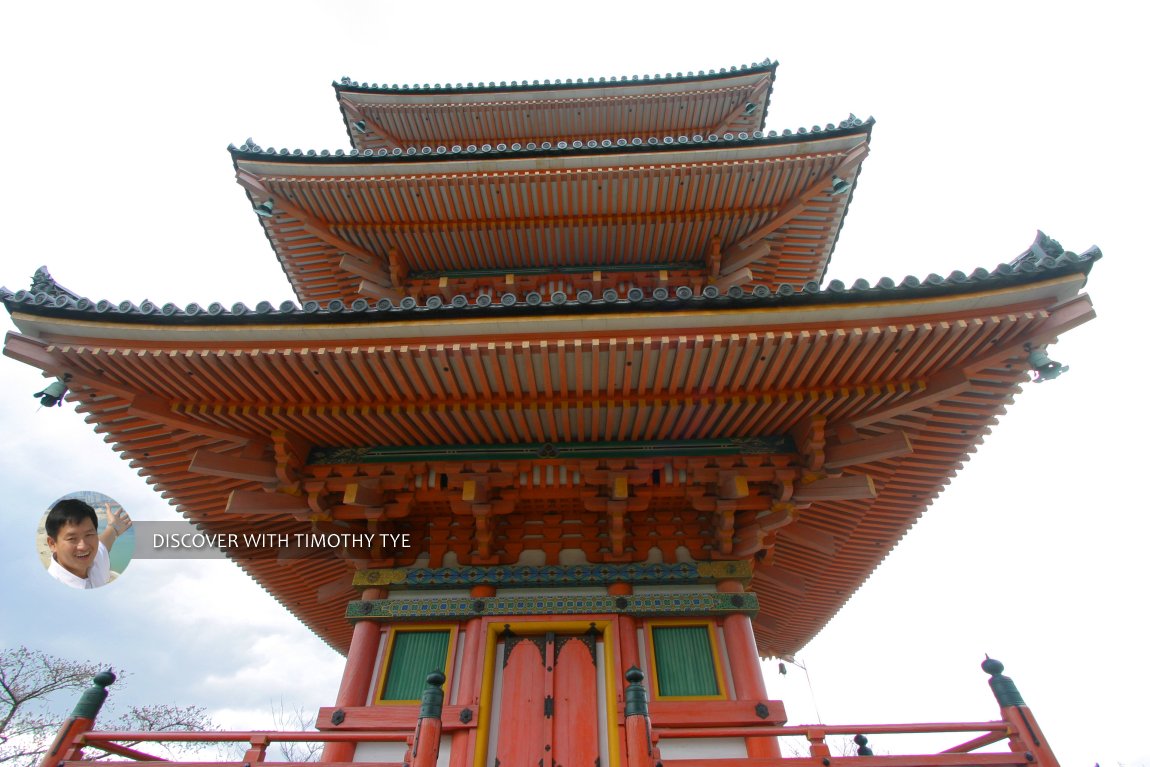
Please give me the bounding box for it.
[40,660,1059,767]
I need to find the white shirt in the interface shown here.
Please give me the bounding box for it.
[47,541,112,589]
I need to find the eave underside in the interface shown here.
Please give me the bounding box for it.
[336,69,775,152]
[3,284,1095,656]
[234,133,868,305]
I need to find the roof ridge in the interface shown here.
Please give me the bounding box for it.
[333,60,777,95]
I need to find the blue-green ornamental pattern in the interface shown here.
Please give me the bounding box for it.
[353,560,752,589]
[345,592,757,621]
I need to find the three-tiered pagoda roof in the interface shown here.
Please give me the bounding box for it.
[1,61,1099,659]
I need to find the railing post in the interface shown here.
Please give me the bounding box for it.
[983,657,1061,767]
[807,727,830,758]
[243,734,270,764]
[410,671,446,767]
[38,670,116,767]
[623,667,656,767]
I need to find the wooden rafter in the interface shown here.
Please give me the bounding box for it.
[235,171,389,281]
[711,76,773,136]
[340,97,404,149]
[4,333,259,447]
[333,204,775,236]
[718,142,869,276]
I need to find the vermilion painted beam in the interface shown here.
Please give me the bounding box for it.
[824,431,913,469]
[718,239,771,278]
[848,369,969,429]
[224,489,311,515]
[778,524,838,556]
[791,475,876,502]
[3,331,67,372]
[315,575,354,604]
[236,171,384,271]
[647,699,786,727]
[339,254,389,285]
[754,566,806,595]
[710,266,755,291]
[356,279,402,301]
[189,450,278,483]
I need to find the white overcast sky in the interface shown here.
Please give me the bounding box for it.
[1,3,1146,766]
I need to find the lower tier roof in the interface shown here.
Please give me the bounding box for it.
[1,236,1098,656]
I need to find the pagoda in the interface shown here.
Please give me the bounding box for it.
[6,60,1096,767]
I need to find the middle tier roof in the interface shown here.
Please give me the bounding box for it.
[232,123,871,305]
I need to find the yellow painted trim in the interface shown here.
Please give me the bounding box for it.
[644,619,728,701]
[374,624,458,705]
[473,618,619,767]
[473,623,498,767]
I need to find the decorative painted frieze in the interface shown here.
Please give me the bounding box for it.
[354,560,752,589]
[346,591,757,621]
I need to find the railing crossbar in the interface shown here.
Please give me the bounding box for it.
[79,731,409,745]
[654,721,1009,739]
[942,730,1011,754]
[87,742,169,762]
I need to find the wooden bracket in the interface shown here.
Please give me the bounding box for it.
[824,431,913,470]
[189,449,277,484]
[791,475,876,503]
[719,141,869,276]
[225,489,312,517]
[732,502,796,558]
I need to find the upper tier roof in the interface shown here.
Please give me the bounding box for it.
[231,120,872,305]
[334,61,777,151]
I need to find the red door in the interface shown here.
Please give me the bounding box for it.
[494,630,600,767]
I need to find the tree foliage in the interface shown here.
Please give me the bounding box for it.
[0,646,216,766]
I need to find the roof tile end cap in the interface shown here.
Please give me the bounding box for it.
[1010,230,1102,275]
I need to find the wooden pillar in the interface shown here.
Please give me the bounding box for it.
[611,582,641,765]
[321,587,384,762]
[609,583,640,672]
[984,658,1061,767]
[39,671,116,767]
[450,586,494,767]
[719,580,781,759]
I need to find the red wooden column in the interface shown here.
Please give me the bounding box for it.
[611,581,640,766]
[322,587,384,762]
[610,582,640,671]
[718,580,782,758]
[449,586,493,767]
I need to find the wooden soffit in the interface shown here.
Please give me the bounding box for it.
[336,67,775,151]
[2,281,1096,657]
[233,132,869,305]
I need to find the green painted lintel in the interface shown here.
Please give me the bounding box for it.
[312,436,794,465]
[407,261,705,280]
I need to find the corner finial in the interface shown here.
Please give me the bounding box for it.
[983,657,1025,708]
